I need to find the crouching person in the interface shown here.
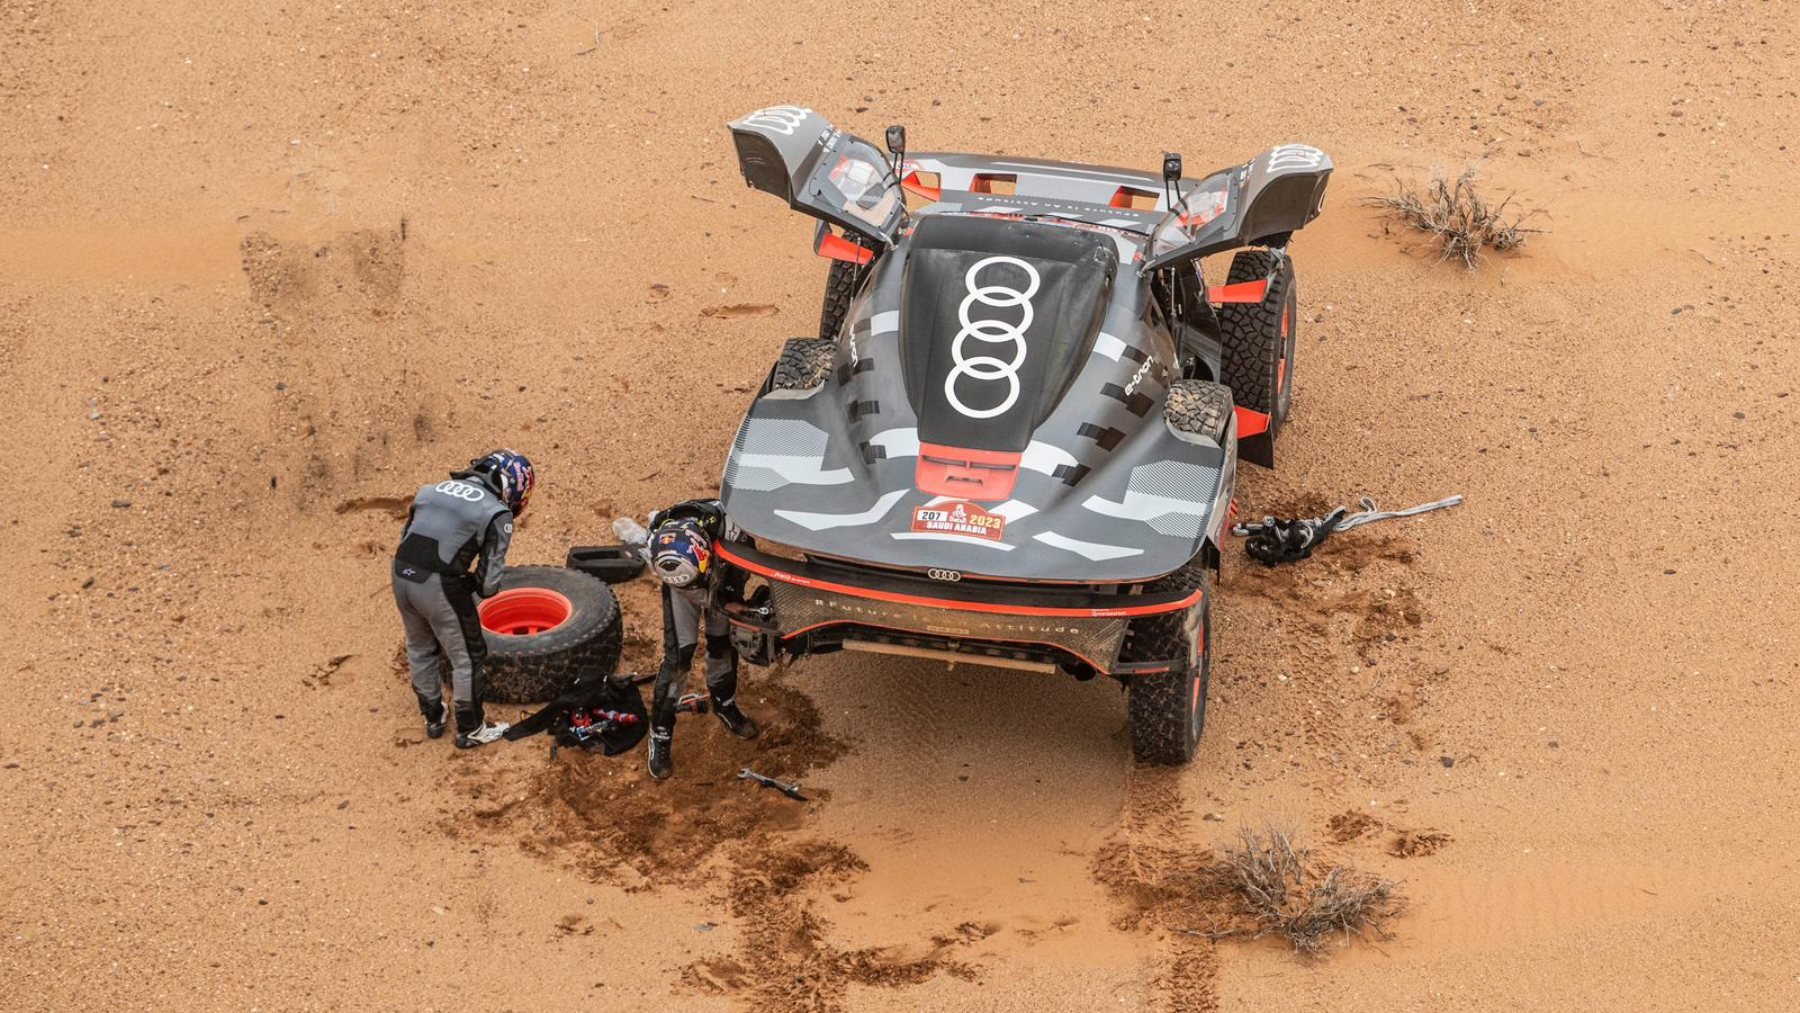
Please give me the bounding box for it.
[646,499,760,779]
[392,449,535,748]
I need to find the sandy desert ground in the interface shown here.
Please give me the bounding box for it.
[4,1,1799,1010]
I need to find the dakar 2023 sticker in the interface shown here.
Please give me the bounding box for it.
[911,501,1006,541]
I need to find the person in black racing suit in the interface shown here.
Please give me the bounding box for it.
[645,499,760,779]
[391,449,534,749]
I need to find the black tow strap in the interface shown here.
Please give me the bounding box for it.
[1232,495,1464,565]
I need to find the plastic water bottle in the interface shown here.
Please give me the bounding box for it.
[613,516,650,561]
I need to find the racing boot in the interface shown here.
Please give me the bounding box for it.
[713,696,761,740]
[647,726,674,780]
[453,703,509,750]
[417,693,447,740]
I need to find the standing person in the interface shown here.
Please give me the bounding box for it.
[645,499,760,779]
[392,449,535,748]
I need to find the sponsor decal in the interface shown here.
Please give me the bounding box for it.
[911,501,1006,541]
[435,480,486,502]
[926,568,963,582]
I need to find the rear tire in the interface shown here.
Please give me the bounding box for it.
[770,338,836,391]
[438,566,622,704]
[819,259,866,339]
[1121,562,1212,765]
[1218,250,1298,429]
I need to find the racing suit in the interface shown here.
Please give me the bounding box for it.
[648,501,744,731]
[391,473,514,733]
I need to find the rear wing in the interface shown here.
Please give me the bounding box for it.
[1140,145,1332,274]
[728,106,905,249]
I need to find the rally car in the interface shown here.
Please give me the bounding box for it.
[714,106,1330,764]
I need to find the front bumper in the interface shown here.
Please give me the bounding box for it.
[716,542,1200,675]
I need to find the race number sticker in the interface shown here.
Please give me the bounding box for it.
[911,501,1006,541]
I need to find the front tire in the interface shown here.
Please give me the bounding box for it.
[819,259,866,340]
[1121,563,1212,765]
[1164,379,1234,444]
[1218,249,1298,431]
[768,337,836,392]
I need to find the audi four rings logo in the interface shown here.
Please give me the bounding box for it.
[1265,144,1326,171]
[435,480,485,502]
[743,106,812,135]
[945,255,1040,420]
[927,568,963,582]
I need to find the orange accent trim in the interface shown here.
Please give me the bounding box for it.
[817,232,874,265]
[1208,280,1269,304]
[901,169,942,201]
[968,173,1017,195]
[914,442,1021,502]
[716,543,1204,619]
[1108,185,1158,210]
[1234,406,1271,438]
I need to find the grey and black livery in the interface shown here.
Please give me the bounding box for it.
[720,106,1329,678]
[392,473,514,733]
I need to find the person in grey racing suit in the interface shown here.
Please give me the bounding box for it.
[392,449,535,748]
[645,499,761,779]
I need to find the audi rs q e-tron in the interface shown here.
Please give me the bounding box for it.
[714,106,1330,764]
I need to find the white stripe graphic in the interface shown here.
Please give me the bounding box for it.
[1092,332,1128,362]
[869,428,921,458]
[1033,531,1143,561]
[774,490,908,531]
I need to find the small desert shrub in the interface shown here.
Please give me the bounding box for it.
[1366,169,1545,269]
[1202,826,1405,956]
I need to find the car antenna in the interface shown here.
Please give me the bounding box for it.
[885,124,907,182]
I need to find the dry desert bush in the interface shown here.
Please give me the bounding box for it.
[1195,826,1405,956]
[1366,168,1546,269]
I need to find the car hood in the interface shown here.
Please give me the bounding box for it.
[721,217,1234,584]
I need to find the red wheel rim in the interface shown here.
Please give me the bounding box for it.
[478,588,572,636]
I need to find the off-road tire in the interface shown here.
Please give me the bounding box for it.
[1217,249,1298,427]
[1164,379,1234,444]
[819,258,866,339]
[438,566,621,704]
[770,337,837,391]
[1121,560,1212,765]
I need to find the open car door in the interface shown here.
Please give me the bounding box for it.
[1141,144,1332,274]
[728,106,905,250]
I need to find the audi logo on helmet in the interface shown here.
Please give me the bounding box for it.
[945,255,1039,419]
[926,568,963,582]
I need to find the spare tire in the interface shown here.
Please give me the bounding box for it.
[438,566,622,703]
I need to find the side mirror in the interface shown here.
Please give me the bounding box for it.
[885,124,907,156]
[1162,152,1183,184]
